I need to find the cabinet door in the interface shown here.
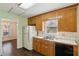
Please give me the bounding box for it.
[66,7,77,32]
[58,6,77,32]
[41,40,55,56]
[36,39,41,53]
[28,17,36,26]
[35,16,43,31]
[42,11,56,21]
[40,40,48,55]
[57,8,68,32]
[48,42,55,56]
[33,38,41,52]
[28,18,32,25]
[33,38,37,51]
[40,40,45,54]
[73,45,78,56]
[44,41,55,56]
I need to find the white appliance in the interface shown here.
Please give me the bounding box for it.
[24,26,37,50]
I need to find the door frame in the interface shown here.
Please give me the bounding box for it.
[0,18,23,55]
[0,18,19,55]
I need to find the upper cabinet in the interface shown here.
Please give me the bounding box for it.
[58,5,77,32]
[28,15,43,31]
[41,11,57,21]
[28,4,77,32]
[28,17,36,26]
[35,16,43,31]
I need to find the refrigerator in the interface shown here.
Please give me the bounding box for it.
[23,26,37,50]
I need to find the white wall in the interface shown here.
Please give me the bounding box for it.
[0,19,3,55]
[17,18,23,48]
[17,16,28,48]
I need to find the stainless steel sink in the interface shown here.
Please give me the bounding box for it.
[44,35,55,40]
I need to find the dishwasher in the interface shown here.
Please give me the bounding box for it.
[55,43,73,56]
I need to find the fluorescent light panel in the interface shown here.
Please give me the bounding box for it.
[19,3,35,9]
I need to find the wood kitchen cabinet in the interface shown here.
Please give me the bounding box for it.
[58,5,77,32]
[33,38,42,53]
[39,39,45,54]
[41,11,57,21]
[35,10,56,31]
[35,16,43,31]
[28,17,36,26]
[33,38,55,56]
[36,38,41,53]
[28,4,77,32]
[41,40,55,56]
[66,6,77,32]
[73,45,78,56]
[28,15,43,31]
[33,38,37,51]
[48,41,55,56]
[56,8,66,32]
[33,37,78,56]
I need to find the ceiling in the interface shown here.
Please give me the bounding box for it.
[0,3,75,18]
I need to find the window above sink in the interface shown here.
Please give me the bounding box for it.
[44,19,58,34]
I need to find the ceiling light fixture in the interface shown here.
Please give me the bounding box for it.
[19,3,35,9]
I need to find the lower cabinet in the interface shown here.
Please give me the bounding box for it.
[40,40,55,56]
[33,38,78,56]
[33,38,41,53]
[48,42,55,56]
[73,45,78,56]
[33,38,55,56]
[33,38,37,51]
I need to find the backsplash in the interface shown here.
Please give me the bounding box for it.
[37,31,77,40]
[57,32,77,40]
[37,31,44,37]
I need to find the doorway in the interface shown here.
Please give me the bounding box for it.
[1,18,17,56]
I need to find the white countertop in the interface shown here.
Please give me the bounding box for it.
[53,39,77,46]
[34,36,44,39]
[34,36,77,46]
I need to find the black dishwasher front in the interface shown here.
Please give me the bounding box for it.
[55,43,73,56]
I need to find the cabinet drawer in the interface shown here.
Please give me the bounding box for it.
[44,40,55,45]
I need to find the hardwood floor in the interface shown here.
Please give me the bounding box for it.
[2,39,42,56]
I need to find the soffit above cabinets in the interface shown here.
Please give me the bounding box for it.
[0,3,76,18]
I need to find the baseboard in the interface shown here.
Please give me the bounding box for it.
[23,47,33,51]
[0,50,2,56]
[17,45,23,49]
